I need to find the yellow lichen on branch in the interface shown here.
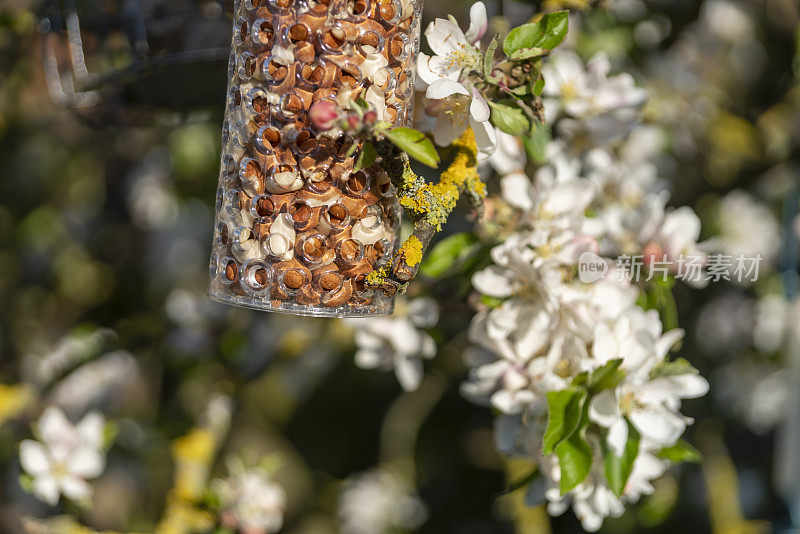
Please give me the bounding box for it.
[398,128,485,231]
[370,128,485,291]
[397,236,424,267]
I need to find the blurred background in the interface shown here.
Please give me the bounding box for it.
[0,0,799,532]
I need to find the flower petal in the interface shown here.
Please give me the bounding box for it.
[426,79,470,100]
[20,440,51,475]
[38,407,76,448]
[69,447,105,479]
[60,475,92,502]
[32,474,61,505]
[641,374,710,403]
[630,405,686,445]
[469,115,498,155]
[592,323,618,364]
[469,89,490,123]
[654,329,684,361]
[607,417,629,457]
[472,265,514,298]
[408,297,440,328]
[354,348,385,369]
[500,172,536,211]
[417,53,460,86]
[76,412,105,450]
[588,390,620,427]
[464,2,488,44]
[425,18,467,57]
[395,355,423,391]
[432,114,466,147]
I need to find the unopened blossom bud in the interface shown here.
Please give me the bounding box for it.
[346,115,361,131]
[642,241,664,266]
[309,100,339,130]
[363,110,378,125]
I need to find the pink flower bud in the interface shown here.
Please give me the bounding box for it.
[363,110,377,125]
[309,100,339,131]
[346,115,361,131]
[642,241,664,266]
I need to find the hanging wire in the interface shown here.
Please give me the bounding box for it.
[38,0,232,115]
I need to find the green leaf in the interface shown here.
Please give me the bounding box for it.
[510,47,548,61]
[571,371,588,387]
[543,388,587,455]
[353,97,369,113]
[420,232,478,277]
[489,102,530,136]
[354,141,377,172]
[657,440,702,463]
[603,419,640,497]
[556,431,593,494]
[383,128,440,168]
[509,84,532,97]
[533,77,545,96]
[344,141,360,158]
[523,122,551,164]
[503,11,569,56]
[483,35,500,80]
[589,359,625,392]
[481,294,506,309]
[642,276,679,332]
[649,358,699,379]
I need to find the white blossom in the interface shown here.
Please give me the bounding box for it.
[589,373,708,456]
[213,466,287,534]
[542,50,647,144]
[19,407,107,506]
[716,190,781,269]
[416,3,487,86]
[425,80,497,154]
[416,3,496,154]
[348,297,439,391]
[338,470,427,534]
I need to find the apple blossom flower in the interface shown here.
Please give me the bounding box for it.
[532,454,625,532]
[338,470,427,534]
[542,50,648,144]
[212,466,287,534]
[715,190,781,278]
[589,372,709,456]
[416,2,487,87]
[591,306,686,378]
[425,80,497,154]
[416,2,496,155]
[543,50,647,119]
[348,297,439,391]
[19,407,107,506]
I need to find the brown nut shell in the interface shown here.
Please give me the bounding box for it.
[339,194,373,216]
[253,217,273,240]
[296,184,339,204]
[339,256,374,278]
[321,278,354,307]
[270,192,298,213]
[295,284,322,305]
[290,201,322,232]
